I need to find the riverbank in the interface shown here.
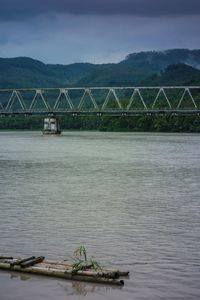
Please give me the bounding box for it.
[0,114,200,132]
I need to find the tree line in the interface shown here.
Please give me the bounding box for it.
[0,114,199,132]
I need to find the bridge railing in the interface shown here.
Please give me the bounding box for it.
[0,86,200,115]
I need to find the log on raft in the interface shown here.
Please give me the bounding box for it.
[0,256,13,260]
[10,256,36,266]
[103,268,129,277]
[47,260,130,277]
[0,261,124,286]
[38,261,120,279]
[20,256,45,268]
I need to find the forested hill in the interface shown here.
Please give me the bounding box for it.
[0,57,95,88]
[0,49,200,89]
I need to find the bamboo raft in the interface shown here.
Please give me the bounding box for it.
[0,256,129,286]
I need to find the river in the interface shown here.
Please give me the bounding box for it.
[0,131,200,300]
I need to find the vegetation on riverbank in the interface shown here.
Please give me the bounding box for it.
[0,114,199,132]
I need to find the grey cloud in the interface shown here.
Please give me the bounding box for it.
[0,14,200,64]
[0,0,200,21]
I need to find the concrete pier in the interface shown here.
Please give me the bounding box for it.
[43,117,61,134]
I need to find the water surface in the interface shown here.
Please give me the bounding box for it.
[0,131,200,300]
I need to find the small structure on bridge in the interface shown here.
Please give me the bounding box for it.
[43,117,61,135]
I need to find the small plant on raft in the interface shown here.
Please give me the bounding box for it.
[90,257,103,272]
[71,246,103,275]
[73,245,88,264]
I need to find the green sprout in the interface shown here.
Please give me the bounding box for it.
[73,245,87,264]
[71,246,103,275]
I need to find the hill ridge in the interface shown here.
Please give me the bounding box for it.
[1,49,200,88]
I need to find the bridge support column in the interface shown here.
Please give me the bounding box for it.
[43,116,61,135]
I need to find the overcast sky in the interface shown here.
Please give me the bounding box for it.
[0,0,200,64]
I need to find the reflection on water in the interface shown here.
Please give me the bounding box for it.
[0,131,200,300]
[7,271,118,296]
[1,270,120,298]
[60,281,121,297]
[10,272,31,281]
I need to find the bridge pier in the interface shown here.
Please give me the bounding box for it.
[43,116,61,135]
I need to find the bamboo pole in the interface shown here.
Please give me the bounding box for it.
[44,260,129,277]
[10,256,35,266]
[40,264,119,279]
[0,262,124,286]
[104,268,129,277]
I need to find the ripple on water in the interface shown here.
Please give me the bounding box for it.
[0,131,200,300]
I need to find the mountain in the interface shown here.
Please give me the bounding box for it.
[76,63,147,86]
[0,49,200,89]
[142,63,200,86]
[121,49,200,72]
[78,49,200,86]
[0,57,95,88]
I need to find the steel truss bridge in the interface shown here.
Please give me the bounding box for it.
[0,86,200,116]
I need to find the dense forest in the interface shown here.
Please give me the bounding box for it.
[0,114,199,132]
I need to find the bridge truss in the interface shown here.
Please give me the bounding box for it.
[0,86,200,116]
